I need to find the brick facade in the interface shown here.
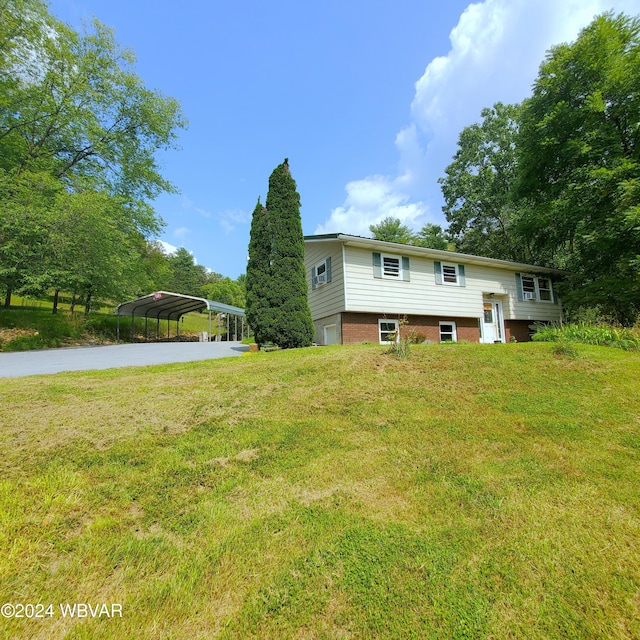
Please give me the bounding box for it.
[504,320,536,343]
[340,312,481,344]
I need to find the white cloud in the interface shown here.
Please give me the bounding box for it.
[158,240,178,255]
[315,175,427,236]
[318,0,634,235]
[173,226,190,239]
[218,208,250,234]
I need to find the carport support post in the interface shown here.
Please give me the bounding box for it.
[157,318,160,342]
[208,309,212,342]
[131,313,135,343]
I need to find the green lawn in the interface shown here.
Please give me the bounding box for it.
[0,343,638,639]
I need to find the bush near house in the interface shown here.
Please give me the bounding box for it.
[532,322,640,351]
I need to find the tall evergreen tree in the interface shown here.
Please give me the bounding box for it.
[264,159,314,348]
[245,198,272,344]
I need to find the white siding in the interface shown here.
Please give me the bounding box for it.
[344,246,563,322]
[304,241,345,321]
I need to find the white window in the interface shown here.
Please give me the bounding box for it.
[537,277,552,302]
[312,257,331,289]
[522,275,536,299]
[439,321,457,343]
[382,254,401,279]
[519,274,554,303]
[373,252,410,281]
[442,263,459,284]
[315,261,327,285]
[434,261,466,286]
[379,319,399,344]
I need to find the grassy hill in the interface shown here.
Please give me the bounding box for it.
[0,343,638,639]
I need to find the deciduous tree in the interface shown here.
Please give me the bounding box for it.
[0,0,185,308]
[369,216,414,244]
[439,103,531,262]
[517,12,640,323]
[413,223,450,250]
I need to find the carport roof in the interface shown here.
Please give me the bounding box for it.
[116,291,245,321]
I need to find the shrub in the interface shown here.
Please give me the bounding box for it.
[552,340,579,358]
[532,322,640,351]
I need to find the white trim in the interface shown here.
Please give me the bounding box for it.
[481,298,505,343]
[439,320,457,343]
[381,253,403,279]
[441,262,461,286]
[323,324,337,345]
[522,274,554,303]
[313,258,328,287]
[342,243,348,311]
[378,319,399,344]
[536,276,554,303]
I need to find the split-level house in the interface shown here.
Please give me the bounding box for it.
[304,234,566,345]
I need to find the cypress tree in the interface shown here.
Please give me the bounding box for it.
[264,159,314,348]
[245,198,272,344]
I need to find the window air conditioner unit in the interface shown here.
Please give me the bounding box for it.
[523,292,535,301]
[316,273,327,285]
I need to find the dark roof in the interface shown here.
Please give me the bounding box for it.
[116,291,245,321]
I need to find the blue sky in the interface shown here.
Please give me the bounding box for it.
[49,0,637,279]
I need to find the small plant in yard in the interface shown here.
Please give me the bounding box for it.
[552,339,579,358]
[387,316,411,358]
[409,331,427,344]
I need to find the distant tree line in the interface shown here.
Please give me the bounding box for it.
[374,13,640,325]
[0,0,189,313]
[369,218,451,250]
[145,244,246,308]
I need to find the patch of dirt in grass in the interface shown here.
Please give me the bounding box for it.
[0,327,38,342]
[208,448,259,468]
[295,485,345,506]
[234,448,259,463]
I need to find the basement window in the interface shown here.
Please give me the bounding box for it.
[379,319,399,344]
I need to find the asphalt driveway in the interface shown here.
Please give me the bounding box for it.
[0,341,248,378]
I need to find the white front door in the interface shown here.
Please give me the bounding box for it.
[482,299,505,343]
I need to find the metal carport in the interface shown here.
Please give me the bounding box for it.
[116,291,245,342]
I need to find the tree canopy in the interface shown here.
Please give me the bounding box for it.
[369,217,450,250]
[440,12,640,324]
[440,103,529,262]
[369,217,414,244]
[517,12,640,323]
[0,0,186,310]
